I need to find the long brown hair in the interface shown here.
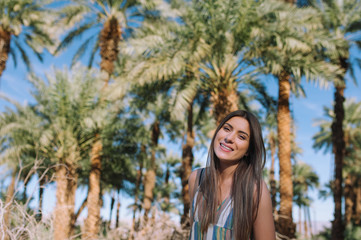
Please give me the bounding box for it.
[195,110,266,240]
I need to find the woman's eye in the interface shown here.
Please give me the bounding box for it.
[223,126,230,131]
[238,135,246,140]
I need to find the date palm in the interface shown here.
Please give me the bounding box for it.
[129,88,181,225]
[292,162,319,238]
[246,1,341,238]
[27,66,103,240]
[311,0,361,238]
[0,97,44,239]
[0,0,53,78]
[54,0,153,81]
[313,99,361,229]
[55,2,152,236]
[264,111,278,215]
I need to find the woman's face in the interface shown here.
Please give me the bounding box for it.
[213,116,250,163]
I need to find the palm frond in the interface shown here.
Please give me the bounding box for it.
[54,21,97,55]
[12,38,31,71]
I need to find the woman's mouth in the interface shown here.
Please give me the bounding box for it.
[220,143,233,151]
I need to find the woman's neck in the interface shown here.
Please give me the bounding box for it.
[218,162,238,182]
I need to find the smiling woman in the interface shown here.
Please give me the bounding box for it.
[188,110,275,240]
[214,117,250,163]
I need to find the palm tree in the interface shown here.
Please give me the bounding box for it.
[0,0,53,78]
[55,2,154,236]
[293,162,319,238]
[311,1,361,238]
[54,0,155,81]
[116,0,275,227]
[155,154,181,213]
[100,112,144,232]
[131,91,180,225]
[0,66,101,239]
[313,99,361,230]
[346,140,361,226]
[27,66,103,240]
[247,1,340,237]
[264,111,278,215]
[0,94,53,238]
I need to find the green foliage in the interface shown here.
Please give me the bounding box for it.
[311,0,361,85]
[0,0,54,70]
[313,98,361,159]
[247,0,341,93]
[316,224,361,240]
[53,0,161,67]
[293,162,319,207]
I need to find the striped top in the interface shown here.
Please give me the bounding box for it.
[189,191,234,240]
[189,169,234,240]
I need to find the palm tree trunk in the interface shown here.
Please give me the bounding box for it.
[54,163,77,240]
[83,135,102,240]
[143,169,156,224]
[3,169,17,240]
[304,207,308,239]
[143,121,160,224]
[37,176,46,221]
[180,101,195,228]
[331,84,345,240]
[116,191,121,228]
[344,173,353,225]
[108,190,116,229]
[269,136,277,216]
[298,206,302,236]
[163,165,170,208]
[129,153,144,240]
[211,89,239,125]
[0,27,11,78]
[307,206,313,238]
[67,168,78,238]
[99,16,121,82]
[353,178,361,226]
[276,71,295,239]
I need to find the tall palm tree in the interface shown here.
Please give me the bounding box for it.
[55,2,154,236]
[312,1,361,238]
[293,162,319,238]
[0,66,101,239]
[0,0,53,78]
[247,1,340,237]
[100,112,145,228]
[27,66,103,240]
[264,111,278,215]
[0,97,42,239]
[313,99,361,229]
[133,92,180,225]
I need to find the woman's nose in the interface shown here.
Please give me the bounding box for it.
[225,134,235,143]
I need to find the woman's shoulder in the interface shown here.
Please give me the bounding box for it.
[188,168,205,200]
[188,168,204,185]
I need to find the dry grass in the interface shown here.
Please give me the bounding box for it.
[0,199,53,240]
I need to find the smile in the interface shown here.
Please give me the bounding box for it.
[220,143,233,151]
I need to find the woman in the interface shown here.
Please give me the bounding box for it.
[188,110,276,240]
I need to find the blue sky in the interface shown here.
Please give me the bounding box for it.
[1,31,361,228]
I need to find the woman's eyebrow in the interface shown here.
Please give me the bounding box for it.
[238,130,249,137]
[225,123,250,137]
